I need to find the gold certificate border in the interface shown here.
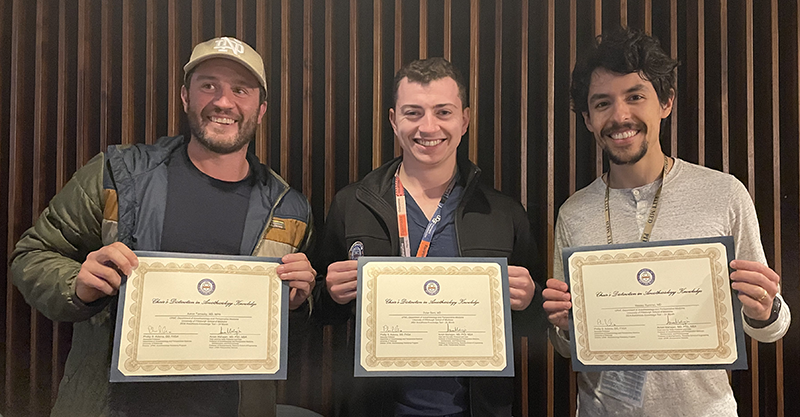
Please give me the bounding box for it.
[570,247,735,363]
[121,261,281,374]
[362,264,506,369]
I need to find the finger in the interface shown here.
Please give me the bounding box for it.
[507,265,530,277]
[543,300,572,315]
[330,280,358,297]
[333,289,357,304]
[76,268,117,296]
[508,280,533,294]
[326,270,358,286]
[730,260,780,284]
[109,242,139,268]
[279,270,316,283]
[738,294,771,321]
[286,280,312,294]
[91,246,136,276]
[547,311,570,330]
[281,252,309,264]
[542,288,571,302]
[328,260,358,273]
[278,260,315,276]
[508,287,526,302]
[546,278,569,292]
[731,281,773,304]
[82,260,124,291]
[730,270,779,295]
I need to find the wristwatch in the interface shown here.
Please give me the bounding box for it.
[744,295,781,328]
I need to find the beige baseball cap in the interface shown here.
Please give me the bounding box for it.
[184,36,267,96]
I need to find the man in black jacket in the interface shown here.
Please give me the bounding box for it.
[315,57,542,416]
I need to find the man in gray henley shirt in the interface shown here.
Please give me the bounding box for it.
[543,28,791,416]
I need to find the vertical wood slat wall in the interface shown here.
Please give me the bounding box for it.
[1,0,798,416]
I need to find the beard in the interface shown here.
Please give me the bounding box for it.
[186,101,259,155]
[601,121,649,165]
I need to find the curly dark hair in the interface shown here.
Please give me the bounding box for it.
[393,57,468,109]
[571,28,678,114]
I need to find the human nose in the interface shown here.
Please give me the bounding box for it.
[417,113,440,134]
[212,87,235,109]
[610,100,631,123]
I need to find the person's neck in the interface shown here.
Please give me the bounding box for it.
[187,138,250,182]
[606,150,670,189]
[398,158,458,201]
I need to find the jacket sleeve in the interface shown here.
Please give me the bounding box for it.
[311,190,356,325]
[10,153,110,322]
[508,200,548,339]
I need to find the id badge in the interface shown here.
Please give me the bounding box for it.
[598,371,647,408]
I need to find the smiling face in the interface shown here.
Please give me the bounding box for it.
[389,77,470,171]
[583,69,673,166]
[181,58,267,154]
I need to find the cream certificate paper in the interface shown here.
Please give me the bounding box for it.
[564,237,747,371]
[110,252,288,382]
[355,257,514,377]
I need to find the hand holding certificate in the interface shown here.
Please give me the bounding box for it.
[355,257,514,377]
[563,237,747,371]
[111,252,289,382]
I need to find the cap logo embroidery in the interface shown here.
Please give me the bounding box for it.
[214,37,245,55]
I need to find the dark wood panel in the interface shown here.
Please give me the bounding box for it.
[468,0,478,164]
[697,0,705,166]
[255,0,270,163]
[167,0,180,136]
[493,0,502,189]
[420,0,428,58]
[349,0,359,183]
[520,0,528,207]
[443,0,451,60]
[670,0,678,156]
[721,0,730,173]
[1,1,797,415]
[302,0,312,198]
[6,0,36,413]
[280,0,290,178]
[324,0,335,211]
[371,0,383,169]
[769,1,784,416]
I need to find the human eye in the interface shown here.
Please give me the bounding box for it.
[593,101,609,110]
[199,83,216,92]
[404,109,421,118]
[232,86,249,96]
[628,94,644,102]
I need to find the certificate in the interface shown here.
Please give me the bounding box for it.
[110,251,289,382]
[563,236,747,371]
[355,257,514,377]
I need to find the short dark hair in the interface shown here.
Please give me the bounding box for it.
[392,57,468,108]
[184,67,268,104]
[571,28,678,114]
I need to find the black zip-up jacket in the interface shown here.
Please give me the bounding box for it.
[314,155,545,416]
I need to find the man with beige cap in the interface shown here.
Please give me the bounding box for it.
[11,36,315,416]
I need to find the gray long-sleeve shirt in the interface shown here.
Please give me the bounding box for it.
[551,158,791,417]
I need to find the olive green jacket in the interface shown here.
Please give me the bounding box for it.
[11,136,313,416]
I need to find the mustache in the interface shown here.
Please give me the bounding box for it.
[601,121,646,137]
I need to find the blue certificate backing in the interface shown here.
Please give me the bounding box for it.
[354,256,514,377]
[562,236,748,372]
[110,251,289,382]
